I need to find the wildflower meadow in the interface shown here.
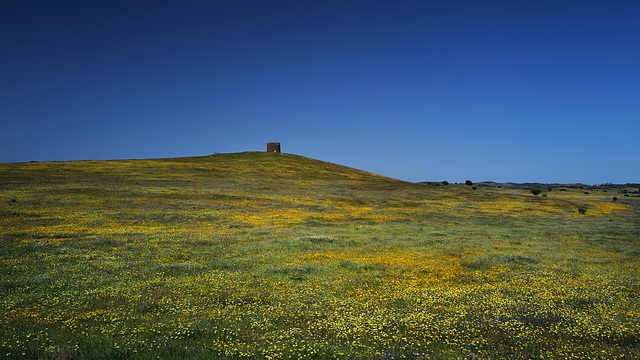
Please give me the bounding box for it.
[1,152,638,359]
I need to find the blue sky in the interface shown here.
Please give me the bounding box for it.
[2,0,639,184]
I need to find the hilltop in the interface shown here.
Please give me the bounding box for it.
[1,151,632,241]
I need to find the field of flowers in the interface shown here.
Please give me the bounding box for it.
[1,152,638,359]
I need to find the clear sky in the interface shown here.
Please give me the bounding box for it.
[2,0,639,184]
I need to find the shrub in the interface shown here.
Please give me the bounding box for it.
[613,197,618,201]
[465,180,473,186]
[578,208,587,214]
[530,189,542,196]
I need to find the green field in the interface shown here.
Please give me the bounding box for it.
[1,152,639,359]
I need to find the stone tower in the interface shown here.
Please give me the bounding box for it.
[267,142,281,153]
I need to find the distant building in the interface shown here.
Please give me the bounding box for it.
[267,142,281,153]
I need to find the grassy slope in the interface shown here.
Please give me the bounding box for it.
[1,152,639,359]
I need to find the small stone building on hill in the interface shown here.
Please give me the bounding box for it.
[267,142,281,153]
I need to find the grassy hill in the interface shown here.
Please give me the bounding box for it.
[1,152,639,359]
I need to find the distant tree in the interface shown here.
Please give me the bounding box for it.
[530,189,542,196]
[465,180,473,186]
[441,181,449,186]
[613,196,618,201]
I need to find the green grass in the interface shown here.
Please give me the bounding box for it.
[1,152,639,359]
